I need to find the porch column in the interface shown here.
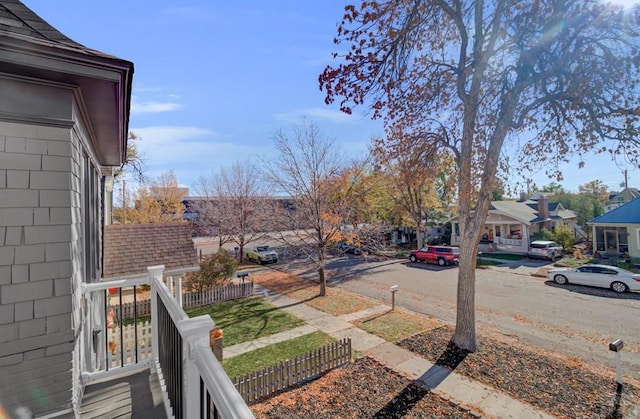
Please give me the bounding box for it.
[176,276,183,308]
[179,315,215,419]
[148,265,165,362]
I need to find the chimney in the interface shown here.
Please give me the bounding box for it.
[537,194,550,230]
[519,191,528,202]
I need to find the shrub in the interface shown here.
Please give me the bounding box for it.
[183,249,238,292]
[531,228,554,242]
[553,225,577,251]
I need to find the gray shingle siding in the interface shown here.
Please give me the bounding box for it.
[0,120,75,416]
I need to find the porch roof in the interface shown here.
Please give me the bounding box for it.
[589,196,640,224]
[103,223,198,278]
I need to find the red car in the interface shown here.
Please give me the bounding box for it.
[409,246,460,266]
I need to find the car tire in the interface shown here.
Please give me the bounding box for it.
[553,274,568,285]
[611,281,629,293]
[437,257,446,266]
[410,255,417,263]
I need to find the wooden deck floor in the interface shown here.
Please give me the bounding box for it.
[79,369,167,419]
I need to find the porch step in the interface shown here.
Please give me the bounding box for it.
[79,369,166,418]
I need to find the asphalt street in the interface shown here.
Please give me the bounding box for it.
[276,254,640,382]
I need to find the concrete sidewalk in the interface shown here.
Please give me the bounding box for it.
[223,284,553,419]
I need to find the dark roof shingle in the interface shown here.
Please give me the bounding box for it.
[103,223,198,278]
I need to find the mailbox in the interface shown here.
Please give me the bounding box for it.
[609,339,624,352]
[390,285,399,292]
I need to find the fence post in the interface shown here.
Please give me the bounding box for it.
[176,275,183,309]
[179,315,215,419]
[148,265,165,361]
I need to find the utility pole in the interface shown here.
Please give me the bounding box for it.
[624,169,628,189]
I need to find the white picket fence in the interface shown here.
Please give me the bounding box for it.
[111,282,254,322]
[107,320,153,368]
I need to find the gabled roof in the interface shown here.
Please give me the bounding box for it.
[590,196,640,224]
[490,200,541,224]
[103,223,198,278]
[448,199,577,225]
[605,187,640,205]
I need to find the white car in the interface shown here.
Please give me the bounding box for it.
[547,264,640,293]
[527,240,563,261]
[245,245,278,264]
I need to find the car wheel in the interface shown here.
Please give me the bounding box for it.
[257,258,263,265]
[410,255,417,263]
[611,281,628,293]
[437,257,446,266]
[553,274,568,285]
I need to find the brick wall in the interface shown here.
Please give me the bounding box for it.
[0,120,76,416]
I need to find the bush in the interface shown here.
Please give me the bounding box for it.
[531,228,554,242]
[183,249,238,292]
[553,225,577,252]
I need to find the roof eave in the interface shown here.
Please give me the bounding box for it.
[0,32,133,166]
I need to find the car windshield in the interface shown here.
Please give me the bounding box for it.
[256,246,271,252]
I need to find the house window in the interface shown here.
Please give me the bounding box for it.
[595,226,605,252]
[83,152,100,283]
[618,227,628,253]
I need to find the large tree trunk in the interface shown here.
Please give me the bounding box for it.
[318,264,326,296]
[452,239,478,351]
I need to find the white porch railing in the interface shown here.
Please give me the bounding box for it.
[81,265,254,419]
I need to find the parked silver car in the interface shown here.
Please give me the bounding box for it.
[547,264,640,293]
[527,240,563,261]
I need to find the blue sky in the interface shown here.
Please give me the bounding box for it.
[24,0,639,195]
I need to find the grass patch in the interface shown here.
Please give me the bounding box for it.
[222,331,335,378]
[288,287,378,316]
[476,258,502,266]
[253,272,379,316]
[354,309,442,342]
[186,297,304,346]
[480,253,525,260]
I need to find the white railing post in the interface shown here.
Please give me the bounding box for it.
[179,315,215,419]
[176,276,183,309]
[148,265,165,361]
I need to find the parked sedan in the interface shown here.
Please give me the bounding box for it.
[547,264,640,293]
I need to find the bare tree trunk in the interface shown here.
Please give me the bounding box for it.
[318,251,326,296]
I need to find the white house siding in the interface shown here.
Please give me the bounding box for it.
[0,81,97,415]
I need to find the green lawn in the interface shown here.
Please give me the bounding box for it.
[222,331,335,378]
[479,253,525,260]
[477,258,502,266]
[186,297,305,346]
[355,310,441,342]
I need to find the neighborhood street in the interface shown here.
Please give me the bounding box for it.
[277,254,640,380]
